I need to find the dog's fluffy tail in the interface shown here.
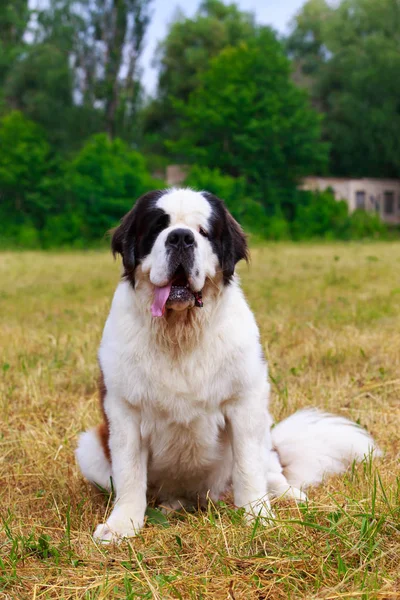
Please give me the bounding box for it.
[75,427,112,491]
[271,408,381,490]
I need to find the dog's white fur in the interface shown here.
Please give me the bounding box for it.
[76,188,380,543]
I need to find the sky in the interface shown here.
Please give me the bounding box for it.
[141,0,306,94]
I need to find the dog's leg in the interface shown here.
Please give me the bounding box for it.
[267,450,307,502]
[93,398,147,543]
[225,390,274,521]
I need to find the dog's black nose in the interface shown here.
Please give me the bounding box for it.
[166,228,195,249]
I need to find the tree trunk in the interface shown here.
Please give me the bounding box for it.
[104,0,127,139]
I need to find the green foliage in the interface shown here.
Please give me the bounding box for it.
[185,166,272,235]
[61,134,160,244]
[184,167,386,241]
[265,214,292,241]
[169,30,328,214]
[291,190,388,240]
[141,0,260,155]
[0,1,30,97]
[348,208,387,239]
[0,0,396,247]
[184,164,388,240]
[0,111,57,239]
[157,0,257,104]
[1,0,153,150]
[292,190,350,239]
[0,116,162,248]
[288,0,400,177]
[4,43,79,151]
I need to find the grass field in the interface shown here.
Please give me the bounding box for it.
[1,243,399,599]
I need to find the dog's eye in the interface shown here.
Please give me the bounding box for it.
[199,227,209,238]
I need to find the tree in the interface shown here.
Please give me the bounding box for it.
[169,30,327,217]
[0,1,30,81]
[4,1,99,150]
[4,43,82,151]
[5,0,153,147]
[0,1,30,109]
[65,0,153,140]
[287,0,400,177]
[141,0,260,157]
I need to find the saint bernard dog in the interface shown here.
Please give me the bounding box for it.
[76,187,380,543]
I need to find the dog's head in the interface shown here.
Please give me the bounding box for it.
[111,188,248,317]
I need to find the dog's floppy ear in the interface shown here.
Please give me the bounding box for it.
[221,211,249,283]
[110,190,165,275]
[111,206,137,272]
[203,191,249,284]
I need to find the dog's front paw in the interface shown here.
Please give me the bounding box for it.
[286,486,307,503]
[269,484,308,503]
[244,498,275,524]
[93,505,144,544]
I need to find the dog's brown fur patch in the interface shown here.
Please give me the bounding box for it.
[98,369,111,462]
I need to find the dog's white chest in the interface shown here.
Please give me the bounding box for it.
[142,408,229,500]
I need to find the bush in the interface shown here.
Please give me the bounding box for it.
[41,213,88,249]
[347,209,387,239]
[291,190,349,240]
[60,134,163,244]
[0,111,56,233]
[265,214,291,240]
[291,190,389,240]
[184,172,390,241]
[0,222,42,249]
[0,112,390,247]
[184,166,271,235]
[0,124,164,248]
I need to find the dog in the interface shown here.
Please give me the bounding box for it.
[76,188,380,543]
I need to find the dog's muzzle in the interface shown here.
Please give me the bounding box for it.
[151,229,203,317]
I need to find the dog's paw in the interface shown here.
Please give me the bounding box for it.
[243,499,275,524]
[93,505,144,544]
[93,520,140,544]
[93,522,121,544]
[270,485,307,503]
[287,486,307,503]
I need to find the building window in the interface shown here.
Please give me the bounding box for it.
[371,196,381,213]
[384,191,395,214]
[355,191,366,209]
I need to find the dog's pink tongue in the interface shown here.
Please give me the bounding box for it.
[151,284,172,317]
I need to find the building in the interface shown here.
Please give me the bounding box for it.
[166,165,188,187]
[301,177,400,224]
[164,168,400,225]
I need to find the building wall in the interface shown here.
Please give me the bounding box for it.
[166,165,188,187]
[301,177,400,224]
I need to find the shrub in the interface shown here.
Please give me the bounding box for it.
[0,222,42,249]
[348,209,387,239]
[184,169,391,241]
[41,213,88,249]
[291,190,350,240]
[291,190,389,240]
[0,111,56,233]
[56,134,164,245]
[184,166,270,235]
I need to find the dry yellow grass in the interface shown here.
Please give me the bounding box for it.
[0,243,399,599]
